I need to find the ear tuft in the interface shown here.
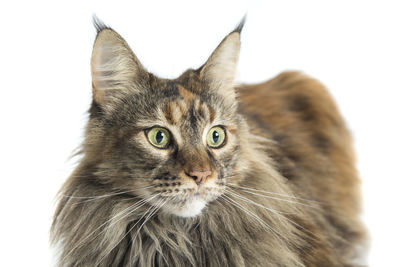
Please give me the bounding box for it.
[232,15,246,34]
[92,15,110,34]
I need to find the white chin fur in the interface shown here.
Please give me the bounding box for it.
[171,198,206,218]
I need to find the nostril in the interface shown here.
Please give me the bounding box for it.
[187,170,212,185]
[185,171,196,179]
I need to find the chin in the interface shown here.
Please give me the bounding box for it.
[168,196,207,218]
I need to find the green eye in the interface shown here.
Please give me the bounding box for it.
[146,127,171,148]
[206,126,226,148]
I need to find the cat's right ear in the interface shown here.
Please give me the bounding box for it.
[91,18,146,106]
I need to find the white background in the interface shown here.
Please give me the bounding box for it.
[1,1,399,266]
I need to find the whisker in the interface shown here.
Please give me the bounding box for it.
[128,198,167,263]
[61,194,159,263]
[220,194,284,241]
[225,188,318,239]
[227,183,321,204]
[131,198,167,244]
[227,185,319,209]
[95,198,164,266]
[70,175,156,179]
[239,189,319,209]
[62,185,157,203]
[72,196,137,206]
[225,188,294,215]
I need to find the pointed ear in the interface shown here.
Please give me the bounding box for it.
[199,18,244,102]
[91,21,146,105]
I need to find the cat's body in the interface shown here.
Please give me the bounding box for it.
[238,73,365,266]
[52,19,365,267]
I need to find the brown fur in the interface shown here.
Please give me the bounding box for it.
[239,72,365,266]
[51,18,366,267]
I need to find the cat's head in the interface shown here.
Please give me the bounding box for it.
[85,18,247,217]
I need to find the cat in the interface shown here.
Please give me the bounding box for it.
[51,17,366,267]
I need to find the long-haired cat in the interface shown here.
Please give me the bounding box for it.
[51,17,366,266]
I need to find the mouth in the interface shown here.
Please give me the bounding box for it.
[158,189,207,218]
[180,190,204,203]
[153,182,224,218]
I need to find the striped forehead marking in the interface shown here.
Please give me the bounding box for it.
[162,85,216,126]
[164,101,183,125]
[177,85,195,103]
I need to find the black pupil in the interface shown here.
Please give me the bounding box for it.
[156,131,164,144]
[212,130,219,143]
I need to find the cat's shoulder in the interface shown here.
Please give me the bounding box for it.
[239,71,337,110]
[238,71,346,133]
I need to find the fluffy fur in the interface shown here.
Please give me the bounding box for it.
[51,18,366,266]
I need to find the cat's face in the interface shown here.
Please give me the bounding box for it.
[108,81,240,217]
[87,24,243,217]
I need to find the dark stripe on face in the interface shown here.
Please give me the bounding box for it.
[208,104,216,123]
[187,105,198,131]
[164,102,175,125]
[177,85,195,103]
[177,101,187,117]
[220,144,239,167]
[206,149,220,170]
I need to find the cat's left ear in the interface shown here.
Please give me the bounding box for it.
[199,18,245,103]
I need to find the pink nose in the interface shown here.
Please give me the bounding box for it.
[187,170,212,185]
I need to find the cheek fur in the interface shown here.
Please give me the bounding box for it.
[207,133,240,171]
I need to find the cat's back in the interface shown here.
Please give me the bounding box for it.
[238,71,365,263]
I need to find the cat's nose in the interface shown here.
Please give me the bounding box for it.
[186,170,212,185]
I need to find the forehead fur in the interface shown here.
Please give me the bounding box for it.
[92,69,237,128]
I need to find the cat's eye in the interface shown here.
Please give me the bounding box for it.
[206,126,226,148]
[146,127,171,148]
